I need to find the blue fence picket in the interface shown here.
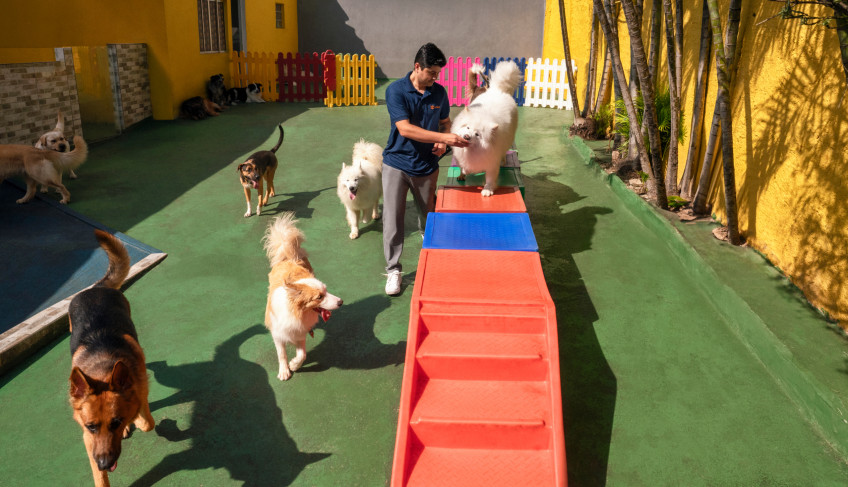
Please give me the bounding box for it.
[480,56,527,106]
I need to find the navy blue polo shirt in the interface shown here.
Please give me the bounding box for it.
[383,72,451,177]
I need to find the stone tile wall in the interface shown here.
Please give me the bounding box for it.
[0,48,83,145]
[109,43,152,130]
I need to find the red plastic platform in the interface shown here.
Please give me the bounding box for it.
[435,185,527,213]
[391,249,566,486]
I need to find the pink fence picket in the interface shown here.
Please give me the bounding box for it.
[437,56,483,106]
[276,52,325,103]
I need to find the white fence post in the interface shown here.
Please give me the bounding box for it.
[523,58,577,110]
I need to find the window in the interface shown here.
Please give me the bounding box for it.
[198,0,227,53]
[276,3,285,29]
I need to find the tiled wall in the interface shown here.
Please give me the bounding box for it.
[109,43,152,130]
[0,44,152,146]
[0,48,83,145]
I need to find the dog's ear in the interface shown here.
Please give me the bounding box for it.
[70,367,92,399]
[237,162,246,172]
[36,134,48,148]
[55,112,64,133]
[109,360,133,392]
[489,122,499,134]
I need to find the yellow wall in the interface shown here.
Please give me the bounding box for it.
[545,1,848,324]
[244,0,298,54]
[0,0,299,120]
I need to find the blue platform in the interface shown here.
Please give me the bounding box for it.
[422,212,538,251]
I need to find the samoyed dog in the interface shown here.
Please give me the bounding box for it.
[451,60,523,196]
[336,139,383,239]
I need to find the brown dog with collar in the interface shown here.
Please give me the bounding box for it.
[238,124,284,217]
[68,230,155,487]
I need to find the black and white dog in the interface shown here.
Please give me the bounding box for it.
[226,83,266,104]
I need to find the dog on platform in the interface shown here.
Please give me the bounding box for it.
[465,63,489,104]
[0,135,88,204]
[238,124,284,217]
[263,212,343,380]
[451,60,522,197]
[336,139,383,239]
[226,83,265,104]
[67,229,155,487]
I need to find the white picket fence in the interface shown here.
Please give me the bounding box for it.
[523,58,578,110]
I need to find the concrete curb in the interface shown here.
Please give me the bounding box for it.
[566,132,848,460]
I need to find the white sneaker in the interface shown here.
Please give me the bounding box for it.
[385,271,402,296]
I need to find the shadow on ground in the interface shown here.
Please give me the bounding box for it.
[135,325,329,486]
[524,172,616,487]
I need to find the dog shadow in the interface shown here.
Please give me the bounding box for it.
[297,294,406,373]
[262,186,335,219]
[132,325,330,486]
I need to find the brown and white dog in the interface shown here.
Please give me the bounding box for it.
[0,135,88,204]
[263,213,343,380]
[35,112,87,192]
[238,124,284,217]
[465,63,489,104]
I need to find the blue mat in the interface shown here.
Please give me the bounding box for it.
[422,212,538,251]
[0,180,165,335]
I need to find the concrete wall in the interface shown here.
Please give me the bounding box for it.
[544,1,848,324]
[297,0,546,78]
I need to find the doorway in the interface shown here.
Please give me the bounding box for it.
[231,0,246,52]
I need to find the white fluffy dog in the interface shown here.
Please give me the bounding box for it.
[451,60,522,196]
[336,139,383,239]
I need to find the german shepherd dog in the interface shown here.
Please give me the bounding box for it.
[238,124,284,217]
[68,230,155,487]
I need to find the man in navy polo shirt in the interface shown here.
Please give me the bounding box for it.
[381,42,468,296]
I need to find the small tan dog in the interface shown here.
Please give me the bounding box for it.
[0,135,88,204]
[36,112,85,184]
[263,213,343,380]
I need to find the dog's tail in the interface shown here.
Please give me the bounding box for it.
[270,124,285,153]
[93,229,130,290]
[488,60,523,95]
[45,135,88,171]
[352,139,383,169]
[263,212,307,268]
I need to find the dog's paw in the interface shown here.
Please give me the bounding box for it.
[39,187,48,193]
[457,173,466,181]
[277,366,293,381]
[481,188,494,197]
[243,211,252,218]
[373,211,382,220]
[289,356,305,372]
[349,228,359,239]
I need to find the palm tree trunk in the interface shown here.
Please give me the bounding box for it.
[620,0,668,209]
[583,12,599,117]
[557,0,581,119]
[593,43,612,113]
[640,0,662,148]
[706,0,740,244]
[679,0,712,199]
[663,0,681,196]
[692,0,742,215]
[675,0,683,96]
[593,0,656,193]
[837,11,848,83]
[628,0,644,159]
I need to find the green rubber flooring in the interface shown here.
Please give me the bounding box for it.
[0,96,845,486]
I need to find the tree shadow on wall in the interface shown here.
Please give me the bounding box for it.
[740,5,848,323]
[131,326,330,486]
[297,0,387,78]
[523,172,616,487]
